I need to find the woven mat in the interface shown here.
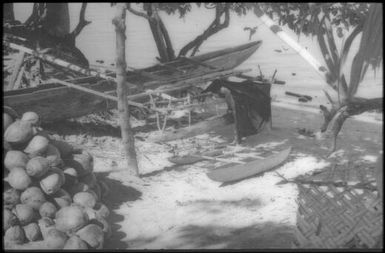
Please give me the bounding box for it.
[292,162,383,249]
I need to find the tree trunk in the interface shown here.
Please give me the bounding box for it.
[113,3,139,176]
[320,97,382,154]
[148,18,171,62]
[43,3,70,38]
[3,3,15,22]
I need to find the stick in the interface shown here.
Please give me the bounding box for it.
[254,5,329,83]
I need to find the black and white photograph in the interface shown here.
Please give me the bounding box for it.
[3,2,383,250]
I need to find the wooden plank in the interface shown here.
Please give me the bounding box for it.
[126,66,165,80]
[156,61,186,74]
[206,146,292,183]
[143,68,251,88]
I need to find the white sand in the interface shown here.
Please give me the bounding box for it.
[98,136,330,249]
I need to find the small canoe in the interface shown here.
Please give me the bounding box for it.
[4,41,262,122]
[207,146,292,183]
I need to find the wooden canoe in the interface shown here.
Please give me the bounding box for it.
[4,41,262,122]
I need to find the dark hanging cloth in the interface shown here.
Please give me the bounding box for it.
[203,79,272,142]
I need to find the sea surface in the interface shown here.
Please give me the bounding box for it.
[13,3,383,107]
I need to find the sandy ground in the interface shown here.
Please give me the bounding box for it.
[41,101,382,250]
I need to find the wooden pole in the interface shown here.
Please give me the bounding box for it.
[112,3,139,176]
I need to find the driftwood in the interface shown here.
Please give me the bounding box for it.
[147,114,233,143]
[285,91,312,101]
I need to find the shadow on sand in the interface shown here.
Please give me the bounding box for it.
[96,172,142,249]
[174,222,295,249]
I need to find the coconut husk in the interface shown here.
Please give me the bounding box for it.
[14,204,37,226]
[4,120,34,148]
[3,209,18,232]
[44,144,63,167]
[24,135,49,158]
[63,235,88,249]
[20,186,46,210]
[50,188,72,208]
[55,205,88,233]
[26,156,50,178]
[23,222,42,242]
[8,167,32,190]
[39,201,57,219]
[4,225,26,245]
[3,188,21,210]
[76,224,104,249]
[4,150,29,171]
[73,191,97,209]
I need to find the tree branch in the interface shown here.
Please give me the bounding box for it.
[71,3,91,38]
[126,3,150,20]
[178,4,230,57]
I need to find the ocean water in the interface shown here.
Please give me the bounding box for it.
[13,3,383,106]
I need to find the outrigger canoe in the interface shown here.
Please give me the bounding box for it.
[4,41,262,122]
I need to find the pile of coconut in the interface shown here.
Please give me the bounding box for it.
[3,107,111,249]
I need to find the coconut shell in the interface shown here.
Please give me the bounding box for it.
[21,111,40,126]
[4,225,26,245]
[4,150,29,171]
[4,120,34,147]
[39,168,65,195]
[91,182,102,201]
[51,189,72,208]
[66,151,94,177]
[76,224,104,249]
[63,167,78,177]
[8,167,32,190]
[20,186,46,210]
[55,205,88,233]
[39,201,57,219]
[63,173,78,189]
[23,222,42,241]
[14,204,37,225]
[45,228,69,249]
[73,191,97,209]
[65,182,90,197]
[26,156,50,178]
[94,202,110,219]
[3,112,14,133]
[24,135,49,158]
[3,209,18,232]
[50,139,74,159]
[63,235,89,249]
[3,188,20,209]
[91,217,112,239]
[37,217,55,239]
[44,144,63,167]
[3,106,19,120]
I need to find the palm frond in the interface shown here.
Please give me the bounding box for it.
[339,23,363,69]
[348,3,383,97]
